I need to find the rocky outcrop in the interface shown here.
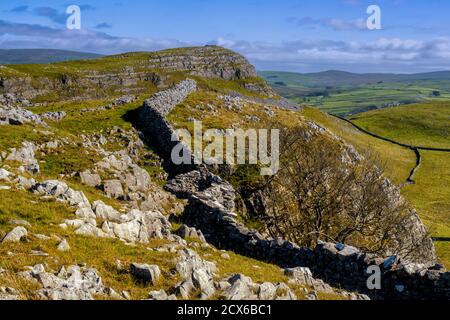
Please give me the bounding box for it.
[32,180,90,208]
[147,46,258,81]
[41,111,66,121]
[6,141,40,174]
[19,264,117,300]
[0,106,45,126]
[0,46,274,100]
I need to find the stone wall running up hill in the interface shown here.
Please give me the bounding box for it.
[139,79,449,300]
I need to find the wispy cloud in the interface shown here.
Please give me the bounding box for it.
[0,19,190,54]
[34,7,68,25]
[95,22,112,29]
[9,5,29,13]
[79,5,96,11]
[33,5,96,25]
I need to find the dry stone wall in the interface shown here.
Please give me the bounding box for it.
[139,79,450,300]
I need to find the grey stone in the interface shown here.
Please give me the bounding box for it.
[80,171,101,187]
[222,274,257,300]
[32,180,90,208]
[177,224,206,243]
[92,200,120,221]
[257,282,277,300]
[2,226,27,243]
[0,106,45,126]
[30,265,110,300]
[130,263,161,285]
[0,168,12,181]
[6,141,37,165]
[57,239,70,252]
[192,268,216,299]
[75,207,96,220]
[75,223,109,238]
[103,180,124,199]
[41,111,67,121]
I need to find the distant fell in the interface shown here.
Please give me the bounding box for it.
[0,49,102,65]
[260,70,450,87]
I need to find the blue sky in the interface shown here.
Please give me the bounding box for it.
[2,0,450,73]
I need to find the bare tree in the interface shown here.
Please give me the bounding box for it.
[261,125,421,256]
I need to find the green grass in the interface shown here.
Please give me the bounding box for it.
[347,103,450,268]
[299,107,416,185]
[350,102,450,149]
[0,125,53,151]
[401,150,450,268]
[402,151,450,237]
[303,83,450,116]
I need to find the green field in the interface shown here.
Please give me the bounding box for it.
[350,102,450,149]
[261,70,450,116]
[350,103,450,267]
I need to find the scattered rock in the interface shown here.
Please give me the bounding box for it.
[79,171,102,187]
[0,168,12,181]
[41,111,67,122]
[32,180,90,208]
[257,282,277,300]
[148,289,177,300]
[0,106,45,126]
[173,249,217,299]
[34,234,51,241]
[221,253,231,260]
[130,263,161,285]
[1,226,28,243]
[222,274,257,300]
[57,239,70,252]
[21,265,114,300]
[177,224,206,243]
[92,200,120,221]
[0,287,20,300]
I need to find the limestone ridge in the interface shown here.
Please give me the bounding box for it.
[0,46,274,100]
[139,80,450,300]
[145,46,258,80]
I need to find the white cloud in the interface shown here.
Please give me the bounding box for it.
[213,37,450,72]
[3,19,450,73]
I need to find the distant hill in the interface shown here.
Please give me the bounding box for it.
[260,70,450,87]
[0,49,102,65]
[260,70,450,116]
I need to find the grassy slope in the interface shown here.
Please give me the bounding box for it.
[350,102,450,149]
[299,107,415,185]
[349,103,450,268]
